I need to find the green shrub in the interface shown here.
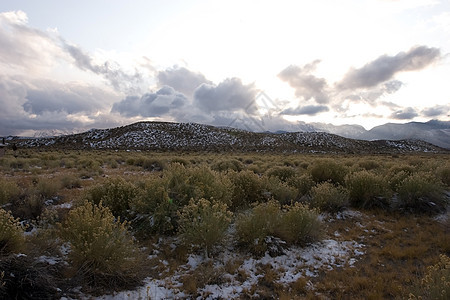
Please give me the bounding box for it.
[77,158,101,173]
[35,178,60,199]
[387,164,417,191]
[264,176,297,205]
[0,179,20,205]
[170,157,189,166]
[277,203,321,246]
[235,200,281,256]
[60,158,76,168]
[211,159,244,172]
[142,158,165,171]
[358,160,380,171]
[187,166,233,206]
[12,194,46,220]
[287,174,315,198]
[59,201,144,290]
[388,170,412,191]
[85,177,138,218]
[397,172,446,213]
[8,159,29,170]
[0,208,25,255]
[60,174,82,189]
[235,200,322,255]
[131,176,178,235]
[108,160,119,169]
[228,170,265,211]
[164,163,194,206]
[389,164,415,173]
[178,198,232,257]
[309,182,349,213]
[345,170,392,209]
[165,164,233,207]
[243,158,253,164]
[409,254,450,300]
[310,159,347,185]
[436,164,450,187]
[126,158,136,166]
[266,166,297,183]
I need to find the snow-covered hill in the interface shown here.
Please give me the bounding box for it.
[12,121,446,154]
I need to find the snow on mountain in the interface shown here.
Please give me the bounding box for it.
[13,121,446,154]
[362,120,450,149]
[300,120,449,149]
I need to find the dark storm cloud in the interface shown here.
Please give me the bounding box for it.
[0,111,84,133]
[0,74,121,136]
[390,107,419,120]
[278,61,329,104]
[23,84,110,115]
[111,86,188,118]
[157,67,211,96]
[282,105,329,116]
[0,85,86,135]
[193,78,258,113]
[63,41,145,95]
[422,105,450,117]
[338,46,440,90]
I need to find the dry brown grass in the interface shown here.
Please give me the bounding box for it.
[180,260,226,297]
[307,210,449,299]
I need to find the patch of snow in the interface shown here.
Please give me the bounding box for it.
[186,254,203,269]
[53,202,73,209]
[37,255,60,265]
[60,243,71,256]
[96,278,186,300]
[94,238,365,300]
[336,209,364,220]
[25,229,37,237]
[434,211,449,225]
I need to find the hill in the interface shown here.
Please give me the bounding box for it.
[12,121,447,154]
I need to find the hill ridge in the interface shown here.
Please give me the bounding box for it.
[13,121,447,154]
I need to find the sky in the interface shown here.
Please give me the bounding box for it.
[0,0,449,136]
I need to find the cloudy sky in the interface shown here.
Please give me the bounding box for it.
[0,0,449,136]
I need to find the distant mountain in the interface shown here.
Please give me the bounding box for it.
[13,121,446,154]
[362,120,450,149]
[309,123,368,138]
[32,129,78,138]
[285,120,449,149]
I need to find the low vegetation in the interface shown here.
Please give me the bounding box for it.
[0,149,448,298]
[178,198,232,258]
[0,209,25,255]
[59,201,144,292]
[309,181,348,213]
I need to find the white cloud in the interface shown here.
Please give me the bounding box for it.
[0,10,64,75]
[193,78,258,114]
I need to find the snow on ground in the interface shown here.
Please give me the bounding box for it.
[95,238,365,300]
